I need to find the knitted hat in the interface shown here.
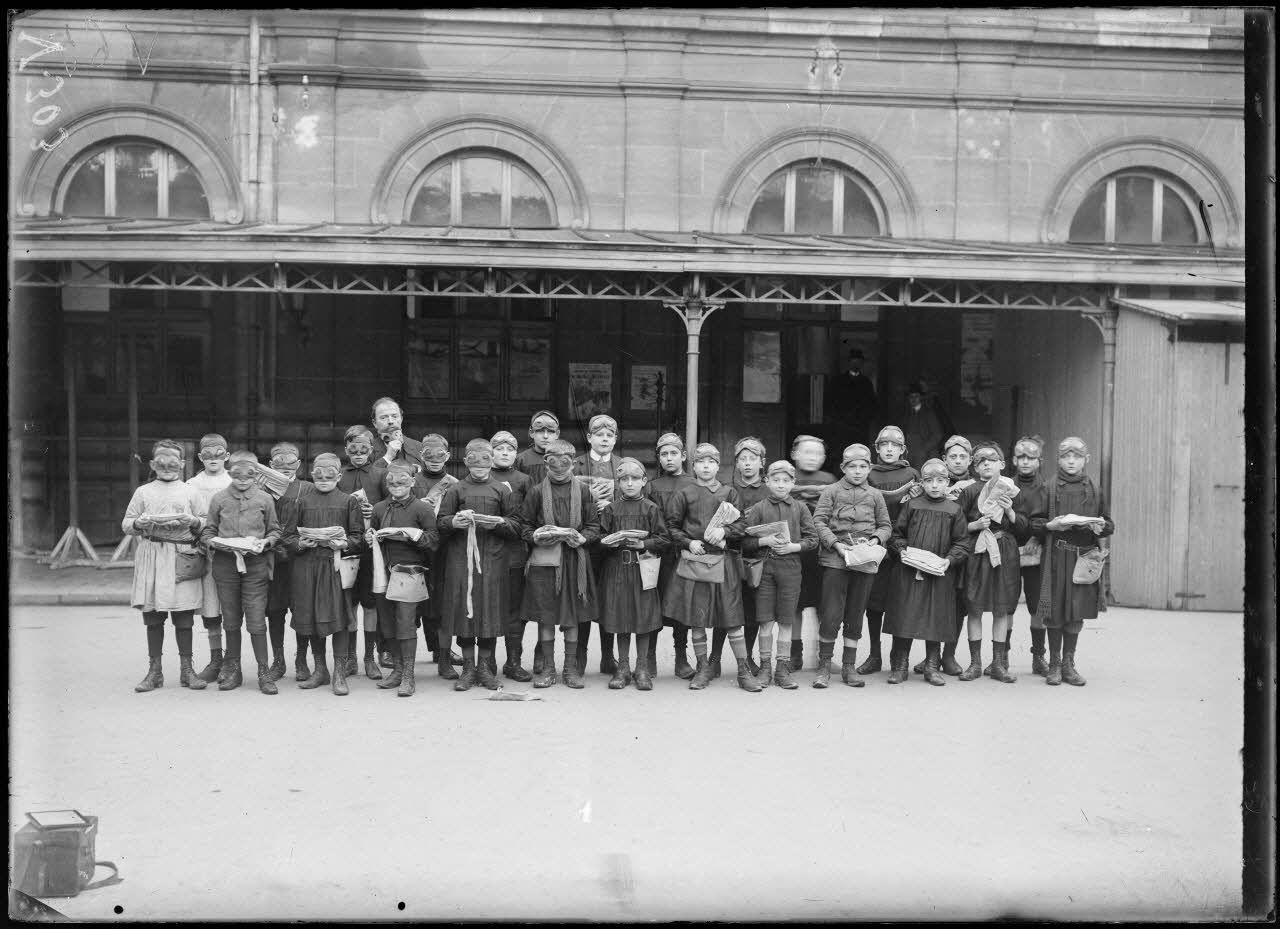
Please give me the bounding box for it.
[615,457,646,479]
[490,430,519,451]
[767,460,796,479]
[875,425,905,447]
[1058,436,1089,455]
[920,458,948,479]
[530,410,559,429]
[588,414,618,435]
[463,439,493,466]
[734,437,766,460]
[944,435,973,455]
[693,443,720,463]
[1013,435,1045,458]
[655,432,684,453]
[972,443,1004,464]
[544,438,576,458]
[791,434,826,453]
[840,444,872,468]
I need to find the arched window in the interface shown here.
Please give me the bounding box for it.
[407,152,555,227]
[745,161,883,236]
[60,140,210,219]
[1068,170,1206,245]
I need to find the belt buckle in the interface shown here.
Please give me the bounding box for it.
[620,549,637,565]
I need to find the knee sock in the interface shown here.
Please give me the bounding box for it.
[1031,627,1046,653]
[758,621,776,662]
[296,632,311,661]
[777,623,793,663]
[332,631,350,662]
[1063,630,1080,657]
[268,613,286,659]
[636,633,652,668]
[576,622,592,655]
[673,624,688,651]
[727,627,748,667]
[711,627,727,662]
[691,628,708,661]
[599,631,614,664]
[458,637,477,665]
[842,636,859,665]
[146,624,165,658]
[865,611,883,657]
[744,621,759,658]
[175,626,194,658]
[892,635,912,663]
[1047,628,1063,662]
[539,628,556,665]
[818,637,835,661]
[385,637,402,664]
[225,628,243,661]
[478,636,496,665]
[616,634,632,667]
[967,636,982,661]
[205,618,223,651]
[250,632,269,667]
[365,628,377,660]
[311,636,327,668]
[925,640,941,663]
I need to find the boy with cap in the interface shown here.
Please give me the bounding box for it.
[707,436,771,680]
[741,460,818,688]
[417,433,462,676]
[339,425,388,679]
[573,413,625,676]
[282,453,364,694]
[438,439,522,691]
[860,425,921,675]
[200,450,283,694]
[644,432,696,679]
[490,430,535,681]
[954,442,1030,683]
[1010,435,1050,675]
[366,462,439,697]
[914,434,976,675]
[521,438,601,688]
[597,457,671,690]
[515,410,561,487]
[885,458,970,685]
[663,443,761,692]
[187,434,232,684]
[1033,436,1114,686]
[811,443,892,688]
[123,440,209,692]
[790,435,837,671]
[262,442,313,681]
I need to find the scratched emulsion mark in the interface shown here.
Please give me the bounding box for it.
[600,853,635,909]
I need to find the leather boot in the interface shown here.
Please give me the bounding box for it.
[364,654,383,680]
[1031,647,1049,677]
[257,663,278,694]
[790,639,804,672]
[268,655,286,682]
[1061,651,1087,687]
[135,657,164,692]
[773,657,798,690]
[990,643,1017,683]
[736,659,762,693]
[218,658,244,691]
[913,658,927,674]
[398,640,418,697]
[1045,658,1063,686]
[531,641,547,676]
[298,654,329,689]
[688,656,714,690]
[958,641,983,681]
[756,658,773,689]
[453,653,476,692]
[295,652,311,682]
[708,656,723,680]
[887,653,910,684]
[746,655,761,677]
[344,654,358,678]
[634,664,653,691]
[437,646,459,681]
[332,653,349,696]
[599,633,618,676]
[923,652,946,687]
[476,653,501,690]
[562,652,585,689]
[180,656,207,690]
[840,648,865,688]
[608,661,633,690]
[197,648,222,684]
[941,645,964,676]
[856,650,882,675]
[377,651,403,690]
[673,645,695,680]
[379,650,395,669]
[503,637,532,682]
[812,655,832,689]
[532,651,557,688]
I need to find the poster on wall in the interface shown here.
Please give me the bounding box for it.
[743,330,781,403]
[960,311,995,416]
[630,364,666,411]
[568,362,612,422]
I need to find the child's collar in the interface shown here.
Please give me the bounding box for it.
[695,478,722,492]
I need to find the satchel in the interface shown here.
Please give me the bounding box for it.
[1072,546,1108,585]
[743,556,766,589]
[1018,537,1042,567]
[174,546,207,582]
[12,811,122,899]
[386,564,430,602]
[676,550,726,584]
[637,552,661,590]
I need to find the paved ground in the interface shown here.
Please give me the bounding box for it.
[8,592,1244,922]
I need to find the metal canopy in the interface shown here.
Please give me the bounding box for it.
[1112,296,1246,325]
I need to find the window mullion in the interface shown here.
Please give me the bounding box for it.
[832,171,844,235]
[104,146,117,215]
[784,169,797,234]
[501,160,511,226]
[157,149,170,218]
[1104,178,1116,243]
[1151,180,1164,243]
[451,160,461,224]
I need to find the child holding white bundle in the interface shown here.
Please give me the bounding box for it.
[186,433,232,685]
[644,432,695,679]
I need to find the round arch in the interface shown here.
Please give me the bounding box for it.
[712,128,919,237]
[17,105,242,223]
[372,116,588,227]
[1043,137,1241,248]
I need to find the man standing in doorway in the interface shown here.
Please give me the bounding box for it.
[826,349,880,450]
[901,380,945,463]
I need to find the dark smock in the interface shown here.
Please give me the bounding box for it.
[886,496,970,641]
[514,447,551,487]
[1034,473,1114,628]
[646,471,695,616]
[956,481,1030,615]
[520,478,601,628]
[1012,472,1048,609]
[662,482,746,629]
[417,468,457,622]
[436,475,521,638]
[866,460,920,614]
[283,484,364,636]
[339,459,387,611]
[491,465,533,624]
[792,468,836,610]
[267,479,313,614]
[370,495,439,640]
[597,495,670,635]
